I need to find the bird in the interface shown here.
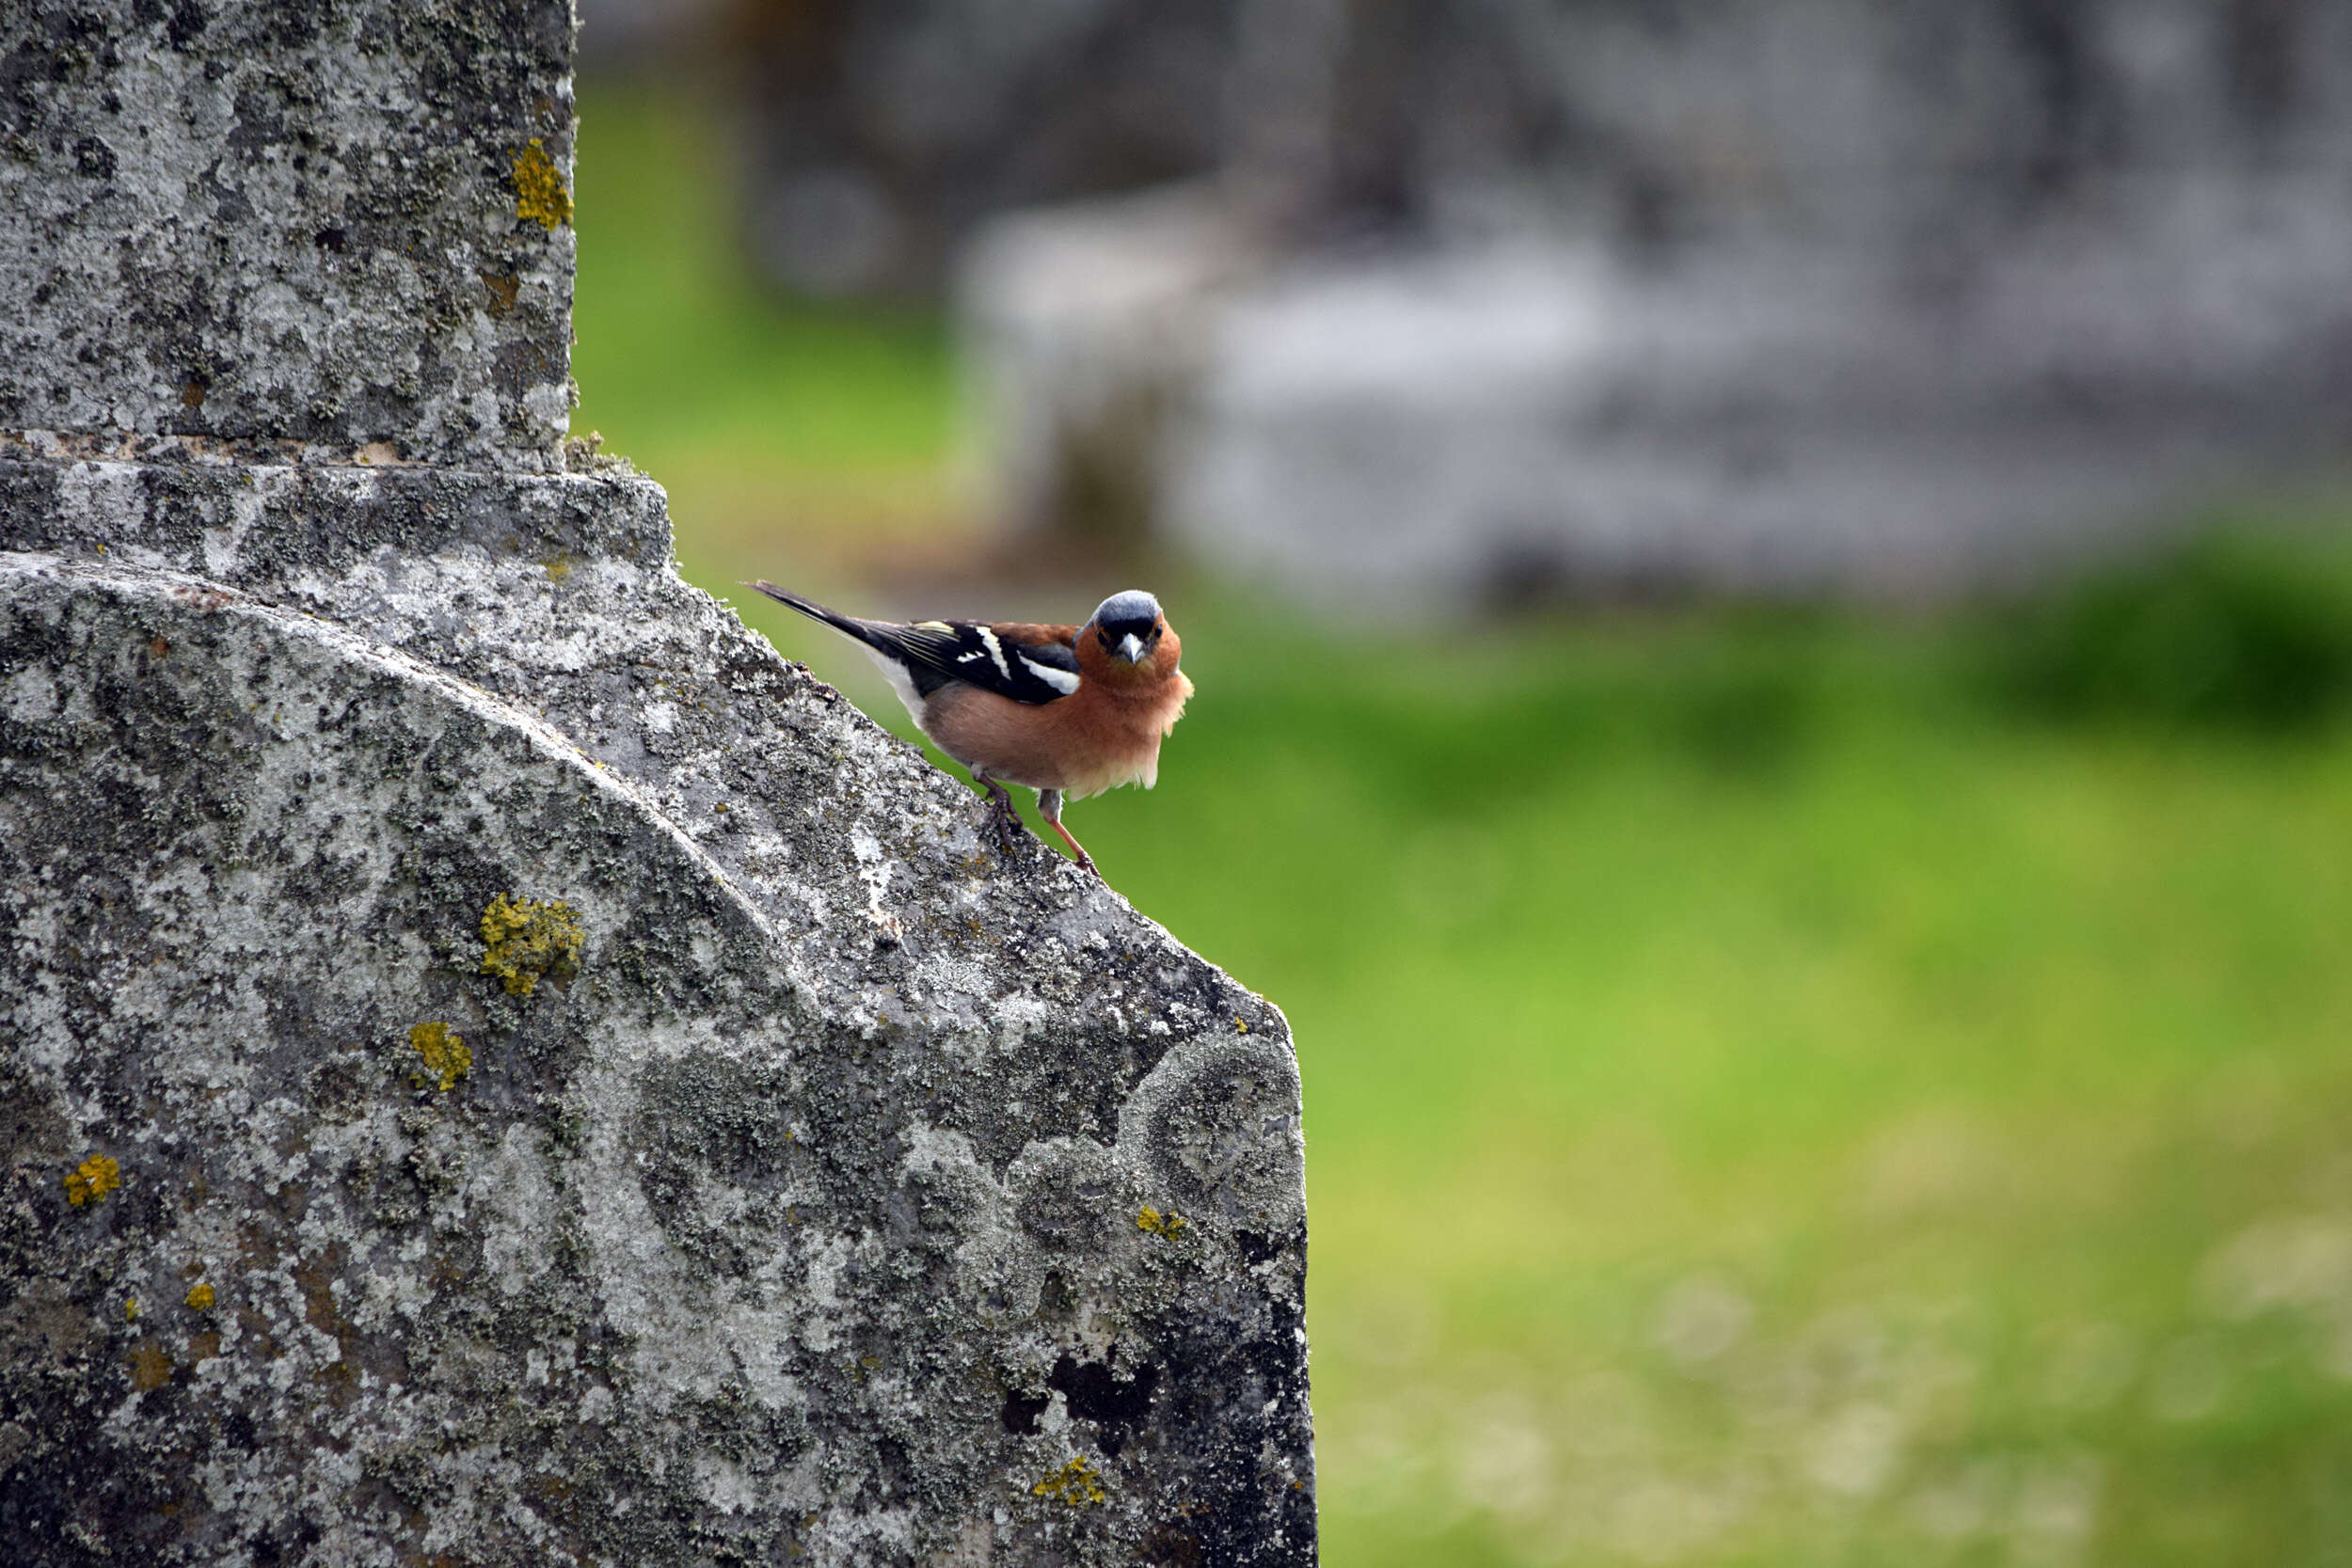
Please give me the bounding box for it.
[747,582,1192,879]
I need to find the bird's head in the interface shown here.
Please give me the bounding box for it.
[1089,590,1168,667]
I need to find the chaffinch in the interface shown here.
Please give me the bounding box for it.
[749,582,1192,879]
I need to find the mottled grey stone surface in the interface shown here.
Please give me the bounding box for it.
[1,2,576,467]
[0,5,1316,1564]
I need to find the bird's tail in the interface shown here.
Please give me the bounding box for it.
[746,580,879,645]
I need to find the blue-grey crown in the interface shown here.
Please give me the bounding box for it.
[1092,590,1161,636]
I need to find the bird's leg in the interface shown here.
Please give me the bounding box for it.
[1034,788,1101,879]
[975,773,1025,853]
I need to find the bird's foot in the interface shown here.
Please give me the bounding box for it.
[976,781,1026,856]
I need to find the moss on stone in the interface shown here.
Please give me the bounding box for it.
[479,893,582,999]
[408,1021,472,1091]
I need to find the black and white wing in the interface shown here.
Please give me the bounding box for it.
[748,582,1081,705]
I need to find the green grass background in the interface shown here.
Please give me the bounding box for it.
[576,80,2352,1567]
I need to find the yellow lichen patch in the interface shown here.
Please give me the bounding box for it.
[65,1154,120,1207]
[1031,1456,1107,1507]
[511,137,572,230]
[408,1021,471,1092]
[185,1282,215,1311]
[541,552,573,582]
[129,1342,173,1391]
[1137,1206,1186,1239]
[123,1297,139,1322]
[479,893,583,999]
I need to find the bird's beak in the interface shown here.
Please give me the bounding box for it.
[1116,632,1146,663]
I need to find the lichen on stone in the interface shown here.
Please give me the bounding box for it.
[185,1282,215,1311]
[64,1154,119,1207]
[1137,1206,1186,1239]
[408,1021,472,1091]
[128,1343,172,1392]
[1032,1456,1107,1507]
[511,138,572,230]
[123,1297,138,1322]
[479,893,582,998]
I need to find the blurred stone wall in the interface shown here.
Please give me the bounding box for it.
[614,0,2352,601]
[939,0,2352,603]
[0,5,1316,1565]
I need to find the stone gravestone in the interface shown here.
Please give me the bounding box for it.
[0,6,1315,1565]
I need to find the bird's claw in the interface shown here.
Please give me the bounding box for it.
[976,788,1025,856]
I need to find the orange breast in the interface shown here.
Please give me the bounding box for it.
[922,666,1192,798]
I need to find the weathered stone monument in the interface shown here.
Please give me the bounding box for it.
[0,6,1314,1564]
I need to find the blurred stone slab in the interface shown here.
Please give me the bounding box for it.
[0,1,576,466]
[0,3,1316,1563]
[958,184,1266,548]
[952,0,2352,610]
[1169,209,2352,610]
[969,186,2352,612]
